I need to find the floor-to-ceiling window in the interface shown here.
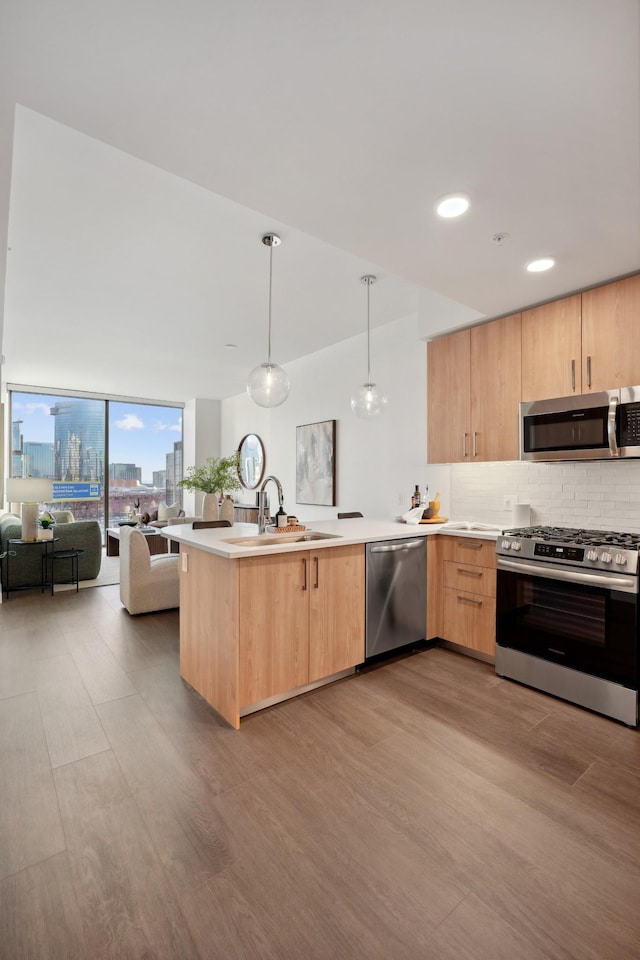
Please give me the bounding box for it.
[8,387,183,538]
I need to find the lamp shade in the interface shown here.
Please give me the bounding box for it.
[5,477,54,542]
[6,477,53,503]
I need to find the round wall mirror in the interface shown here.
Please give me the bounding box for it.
[237,434,266,490]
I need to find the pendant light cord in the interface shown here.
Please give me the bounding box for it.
[267,241,273,365]
[366,278,371,383]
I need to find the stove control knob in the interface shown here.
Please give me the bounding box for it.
[511,541,522,552]
[615,553,627,566]
[500,540,511,550]
[600,551,612,564]
[586,549,598,562]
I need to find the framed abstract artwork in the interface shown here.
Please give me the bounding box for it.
[295,419,336,506]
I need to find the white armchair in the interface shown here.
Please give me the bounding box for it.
[119,527,180,615]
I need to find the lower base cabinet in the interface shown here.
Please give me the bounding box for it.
[439,536,497,657]
[239,544,365,707]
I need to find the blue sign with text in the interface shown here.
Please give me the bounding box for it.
[52,482,102,501]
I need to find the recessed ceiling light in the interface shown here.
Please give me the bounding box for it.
[224,343,239,349]
[436,194,470,219]
[526,257,556,273]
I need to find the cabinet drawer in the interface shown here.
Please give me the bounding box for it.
[443,588,496,657]
[440,536,496,569]
[443,560,496,598]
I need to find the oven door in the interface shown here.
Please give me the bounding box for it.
[496,558,638,688]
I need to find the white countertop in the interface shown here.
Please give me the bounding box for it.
[161,517,504,559]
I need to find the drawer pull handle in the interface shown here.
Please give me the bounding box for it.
[302,558,307,591]
[457,595,483,606]
[456,541,483,549]
[457,568,483,577]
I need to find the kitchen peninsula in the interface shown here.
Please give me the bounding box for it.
[162,518,446,728]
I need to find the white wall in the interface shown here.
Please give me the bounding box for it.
[181,397,221,515]
[221,313,443,521]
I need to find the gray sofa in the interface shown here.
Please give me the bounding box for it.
[0,513,102,590]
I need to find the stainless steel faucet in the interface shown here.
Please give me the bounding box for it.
[257,475,284,534]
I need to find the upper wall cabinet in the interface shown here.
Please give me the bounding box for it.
[522,276,640,400]
[581,275,640,392]
[521,294,582,400]
[428,313,522,464]
[427,327,471,463]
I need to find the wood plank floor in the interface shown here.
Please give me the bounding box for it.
[1,584,640,959]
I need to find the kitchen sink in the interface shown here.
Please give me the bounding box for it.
[223,531,342,547]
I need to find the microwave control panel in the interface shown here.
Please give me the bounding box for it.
[619,402,640,446]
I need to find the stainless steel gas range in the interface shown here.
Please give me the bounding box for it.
[495,525,639,726]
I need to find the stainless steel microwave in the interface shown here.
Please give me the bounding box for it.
[520,386,640,461]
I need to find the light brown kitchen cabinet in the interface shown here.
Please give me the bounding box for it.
[439,537,496,657]
[426,537,443,640]
[239,544,365,703]
[427,328,471,463]
[581,274,640,392]
[179,542,365,728]
[308,545,365,682]
[427,313,522,463]
[521,294,582,400]
[239,551,310,705]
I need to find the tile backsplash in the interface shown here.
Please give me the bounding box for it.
[450,459,640,532]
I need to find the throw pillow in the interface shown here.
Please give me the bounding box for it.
[158,502,180,520]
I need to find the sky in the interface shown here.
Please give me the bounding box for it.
[11,393,182,483]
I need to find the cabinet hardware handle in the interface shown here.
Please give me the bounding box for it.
[314,556,319,589]
[456,541,483,549]
[586,354,592,388]
[457,595,483,606]
[302,558,307,591]
[571,358,576,391]
[473,432,478,457]
[462,433,468,458]
[457,568,483,576]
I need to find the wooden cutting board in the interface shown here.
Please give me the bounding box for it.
[419,517,449,524]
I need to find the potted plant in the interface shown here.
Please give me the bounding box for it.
[178,453,243,521]
[36,511,56,540]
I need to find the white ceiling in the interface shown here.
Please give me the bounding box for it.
[0,0,638,403]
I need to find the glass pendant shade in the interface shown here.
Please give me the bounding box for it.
[248,233,290,408]
[352,275,386,418]
[350,382,387,418]
[247,361,290,408]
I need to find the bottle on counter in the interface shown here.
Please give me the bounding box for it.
[422,485,429,506]
[276,505,288,528]
[411,484,421,509]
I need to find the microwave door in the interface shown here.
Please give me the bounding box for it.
[520,390,618,462]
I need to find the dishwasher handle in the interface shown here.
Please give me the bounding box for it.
[369,540,423,554]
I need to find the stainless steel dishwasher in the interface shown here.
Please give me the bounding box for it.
[365,537,427,659]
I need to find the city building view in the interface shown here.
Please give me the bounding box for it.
[9,391,183,536]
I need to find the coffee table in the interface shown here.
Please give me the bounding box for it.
[106,526,169,557]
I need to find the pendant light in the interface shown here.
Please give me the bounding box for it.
[350,275,387,418]
[247,233,290,408]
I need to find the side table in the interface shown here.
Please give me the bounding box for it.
[48,548,85,595]
[4,537,59,599]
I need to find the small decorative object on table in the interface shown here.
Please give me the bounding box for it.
[36,512,56,541]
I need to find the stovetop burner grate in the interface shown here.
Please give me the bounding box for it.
[504,525,640,549]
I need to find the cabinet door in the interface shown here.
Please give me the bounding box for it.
[581,275,640,391]
[309,545,365,682]
[239,552,309,706]
[470,313,522,462]
[443,589,496,657]
[521,295,582,400]
[427,328,470,463]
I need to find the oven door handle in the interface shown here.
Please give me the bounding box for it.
[497,557,638,593]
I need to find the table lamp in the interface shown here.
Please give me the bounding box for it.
[5,477,54,541]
